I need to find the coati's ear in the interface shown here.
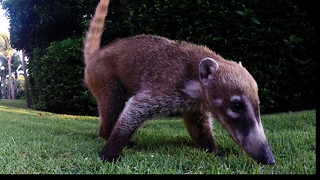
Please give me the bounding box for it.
[199,58,219,84]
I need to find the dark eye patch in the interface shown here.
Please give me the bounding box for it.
[231,101,243,112]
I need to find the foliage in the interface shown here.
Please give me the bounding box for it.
[0,48,21,78]
[0,0,97,56]
[0,32,22,99]
[28,37,97,115]
[1,0,316,115]
[110,0,316,113]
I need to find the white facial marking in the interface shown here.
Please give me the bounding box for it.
[213,98,223,106]
[248,123,266,139]
[231,95,241,102]
[226,108,238,119]
[242,95,258,125]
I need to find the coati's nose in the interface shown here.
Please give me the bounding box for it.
[256,148,275,165]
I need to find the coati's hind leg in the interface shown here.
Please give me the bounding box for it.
[94,81,126,141]
[183,111,218,154]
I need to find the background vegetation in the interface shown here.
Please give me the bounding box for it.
[0,0,316,115]
[0,99,316,174]
[0,33,23,100]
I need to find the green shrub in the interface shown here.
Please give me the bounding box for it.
[16,88,25,99]
[28,37,97,116]
[103,0,316,113]
[27,0,315,115]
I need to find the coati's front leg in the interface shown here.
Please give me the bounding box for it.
[99,93,159,162]
[183,111,218,154]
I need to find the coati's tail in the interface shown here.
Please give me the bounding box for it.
[84,0,110,64]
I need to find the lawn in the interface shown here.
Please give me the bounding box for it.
[0,99,316,174]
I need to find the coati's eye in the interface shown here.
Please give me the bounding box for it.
[231,101,243,112]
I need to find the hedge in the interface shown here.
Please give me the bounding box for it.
[28,0,315,115]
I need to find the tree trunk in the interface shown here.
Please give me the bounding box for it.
[7,56,15,100]
[1,72,5,99]
[22,50,30,107]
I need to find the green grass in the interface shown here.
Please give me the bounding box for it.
[0,99,316,174]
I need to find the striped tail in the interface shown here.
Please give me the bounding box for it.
[84,0,110,64]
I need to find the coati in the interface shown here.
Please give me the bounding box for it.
[84,0,275,164]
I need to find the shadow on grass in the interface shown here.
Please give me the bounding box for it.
[119,134,241,159]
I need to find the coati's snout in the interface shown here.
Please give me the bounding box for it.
[221,109,276,165]
[199,58,275,165]
[216,95,275,165]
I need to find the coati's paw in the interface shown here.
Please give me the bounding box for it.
[127,141,137,149]
[214,151,222,157]
[99,151,120,163]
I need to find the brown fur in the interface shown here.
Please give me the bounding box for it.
[84,0,275,164]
